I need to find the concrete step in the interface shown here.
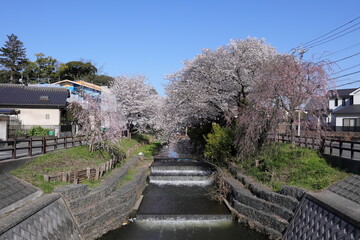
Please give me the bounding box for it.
[232,199,288,234]
[225,177,294,221]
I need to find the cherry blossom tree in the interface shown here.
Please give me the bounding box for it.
[110,75,163,137]
[68,94,126,152]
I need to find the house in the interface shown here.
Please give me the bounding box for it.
[52,80,101,97]
[328,88,360,132]
[0,84,69,138]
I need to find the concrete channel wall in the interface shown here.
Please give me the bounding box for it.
[0,155,149,240]
[226,164,360,240]
[0,194,82,240]
[55,155,148,239]
[283,194,360,240]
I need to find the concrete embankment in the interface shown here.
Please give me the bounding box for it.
[225,164,360,239]
[0,155,149,240]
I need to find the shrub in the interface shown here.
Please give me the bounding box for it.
[28,126,51,136]
[204,123,234,164]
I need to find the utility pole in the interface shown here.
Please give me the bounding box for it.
[291,44,309,137]
[291,44,309,60]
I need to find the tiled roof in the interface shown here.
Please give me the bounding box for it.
[0,84,69,107]
[329,88,359,98]
[332,105,360,114]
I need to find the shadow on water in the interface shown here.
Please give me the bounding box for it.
[99,139,268,240]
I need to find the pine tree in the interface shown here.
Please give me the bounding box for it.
[0,34,28,83]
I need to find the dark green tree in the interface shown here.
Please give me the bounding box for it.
[56,61,97,80]
[88,74,114,86]
[0,34,28,83]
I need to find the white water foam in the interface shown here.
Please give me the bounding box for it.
[149,179,212,186]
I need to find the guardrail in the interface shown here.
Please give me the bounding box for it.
[0,136,86,160]
[275,134,360,160]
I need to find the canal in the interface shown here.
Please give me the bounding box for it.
[100,142,268,240]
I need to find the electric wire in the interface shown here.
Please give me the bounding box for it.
[306,25,360,49]
[296,16,360,48]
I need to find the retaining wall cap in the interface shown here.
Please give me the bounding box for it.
[0,193,60,234]
[308,191,360,228]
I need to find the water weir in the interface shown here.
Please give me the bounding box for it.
[100,143,267,240]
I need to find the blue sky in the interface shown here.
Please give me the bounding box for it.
[1,0,360,95]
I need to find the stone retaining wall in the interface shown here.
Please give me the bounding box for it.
[283,194,360,240]
[55,155,149,239]
[0,194,82,240]
[225,164,303,239]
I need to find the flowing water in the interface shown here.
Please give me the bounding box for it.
[100,141,268,240]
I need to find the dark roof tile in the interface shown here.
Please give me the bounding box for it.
[0,84,69,107]
[332,105,360,114]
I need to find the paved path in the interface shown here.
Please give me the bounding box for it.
[0,174,42,216]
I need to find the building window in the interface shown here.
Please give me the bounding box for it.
[342,98,346,106]
[45,114,50,120]
[350,96,354,105]
[335,98,338,106]
[343,118,356,131]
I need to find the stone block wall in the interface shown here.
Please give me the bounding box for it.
[0,194,82,240]
[283,195,360,240]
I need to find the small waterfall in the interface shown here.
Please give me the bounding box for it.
[137,155,231,222]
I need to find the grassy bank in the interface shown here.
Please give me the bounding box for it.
[240,143,350,191]
[12,135,161,193]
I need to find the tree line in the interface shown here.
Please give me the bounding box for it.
[0,34,113,86]
[163,38,333,160]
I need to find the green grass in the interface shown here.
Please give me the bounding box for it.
[11,134,160,193]
[134,142,162,157]
[240,143,351,191]
[11,146,112,193]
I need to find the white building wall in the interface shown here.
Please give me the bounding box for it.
[353,94,360,105]
[1,108,61,126]
[0,120,7,141]
[335,115,360,127]
[18,108,60,126]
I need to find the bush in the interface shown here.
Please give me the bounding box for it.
[28,126,51,136]
[204,123,234,164]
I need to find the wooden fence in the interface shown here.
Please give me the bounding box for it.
[43,143,143,184]
[275,134,360,160]
[0,136,86,160]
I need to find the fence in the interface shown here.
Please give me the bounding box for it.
[43,143,143,184]
[275,134,360,160]
[0,136,86,160]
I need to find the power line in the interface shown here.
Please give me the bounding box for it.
[331,63,360,75]
[330,51,360,64]
[318,42,360,60]
[336,79,360,88]
[331,70,360,79]
[306,25,360,49]
[298,16,360,48]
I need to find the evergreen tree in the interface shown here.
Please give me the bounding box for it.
[0,34,28,83]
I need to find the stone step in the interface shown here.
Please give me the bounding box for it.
[225,177,294,221]
[229,165,299,212]
[232,199,288,234]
